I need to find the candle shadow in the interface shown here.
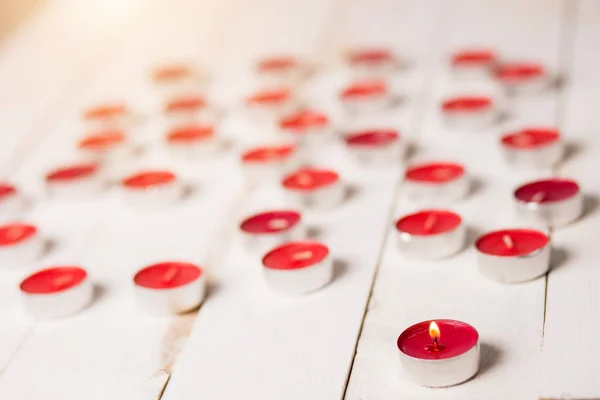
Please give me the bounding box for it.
[344,185,360,203]
[581,193,599,220]
[181,183,200,201]
[463,226,482,250]
[561,140,584,165]
[306,225,324,239]
[91,283,108,303]
[332,259,349,282]
[41,238,59,258]
[477,342,503,377]
[550,247,569,272]
[468,177,485,199]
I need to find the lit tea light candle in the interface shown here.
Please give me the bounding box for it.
[246,87,297,120]
[152,63,205,99]
[404,161,469,202]
[45,163,104,198]
[164,95,216,127]
[450,49,497,78]
[344,129,404,166]
[397,319,480,387]
[83,103,131,131]
[256,56,305,88]
[395,209,465,260]
[0,183,26,222]
[133,261,206,315]
[241,144,298,183]
[78,131,130,162]
[514,178,582,227]
[347,48,397,78]
[19,266,92,319]
[279,109,331,147]
[500,127,562,168]
[261,241,332,295]
[494,62,549,95]
[0,223,44,266]
[167,124,218,160]
[240,210,305,256]
[441,95,497,130]
[121,170,182,209]
[340,80,390,114]
[282,168,344,209]
[475,228,550,283]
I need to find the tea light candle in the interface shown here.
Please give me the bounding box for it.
[121,170,182,209]
[0,223,44,266]
[514,178,582,227]
[450,49,497,78]
[441,96,497,130]
[397,320,480,387]
[0,183,26,222]
[279,110,331,147]
[395,209,465,260]
[45,163,104,198]
[164,95,215,127]
[261,241,332,295]
[282,168,344,209]
[347,48,396,78]
[19,266,92,319]
[241,144,298,183]
[133,261,206,315]
[152,64,205,99]
[340,80,390,114]
[494,62,549,95]
[256,56,305,88]
[83,103,131,131]
[404,162,469,202]
[500,127,562,168]
[239,210,305,256]
[78,131,130,162]
[167,124,218,159]
[475,228,550,283]
[344,129,404,166]
[246,88,297,120]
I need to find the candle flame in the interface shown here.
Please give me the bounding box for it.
[429,321,440,342]
[502,234,514,249]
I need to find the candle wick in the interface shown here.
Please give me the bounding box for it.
[53,275,73,289]
[297,173,314,186]
[424,214,437,232]
[292,250,313,261]
[531,191,546,203]
[268,218,289,230]
[502,234,514,249]
[162,267,179,284]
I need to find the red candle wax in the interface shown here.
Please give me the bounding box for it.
[20,266,87,294]
[451,49,496,66]
[501,128,560,149]
[280,110,329,132]
[153,64,193,82]
[262,241,329,270]
[514,178,579,203]
[79,131,125,151]
[348,49,392,64]
[46,163,99,182]
[165,96,206,114]
[442,96,493,113]
[282,168,340,191]
[242,145,296,164]
[495,62,545,82]
[168,125,214,144]
[476,229,549,257]
[247,88,291,105]
[345,129,399,147]
[341,80,387,99]
[396,210,462,236]
[84,104,128,121]
[122,171,177,189]
[405,162,465,183]
[0,183,17,200]
[134,261,202,289]
[240,210,301,234]
[258,56,298,72]
[0,223,37,246]
[397,319,479,360]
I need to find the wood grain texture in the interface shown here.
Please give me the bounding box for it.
[540,1,600,398]
[345,1,566,399]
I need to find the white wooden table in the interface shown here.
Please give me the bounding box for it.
[0,0,597,399]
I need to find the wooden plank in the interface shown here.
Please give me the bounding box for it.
[159,1,441,399]
[539,1,600,398]
[345,0,566,399]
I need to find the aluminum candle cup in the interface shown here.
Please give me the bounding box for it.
[494,62,550,95]
[282,168,344,209]
[164,95,216,127]
[45,163,104,199]
[245,88,298,121]
[78,131,131,163]
[347,48,397,78]
[344,129,404,166]
[397,319,480,387]
[0,183,26,222]
[19,266,93,319]
[395,210,465,260]
[340,80,391,114]
[121,170,183,209]
[240,210,305,256]
[152,64,206,100]
[475,228,551,283]
[241,144,299,184]
[261,241,332,295]
[82,103,132,132]
[449,49,498,79]
[0,223,44,266]
[404,162,469,203]
[256,56,305,88]
[441,95,497,130]
[500,128,563,169]
[167,124,219,160]
[134,261,206,315]
[514,178,582,228]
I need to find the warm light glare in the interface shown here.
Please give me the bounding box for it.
[429,321,440,342]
